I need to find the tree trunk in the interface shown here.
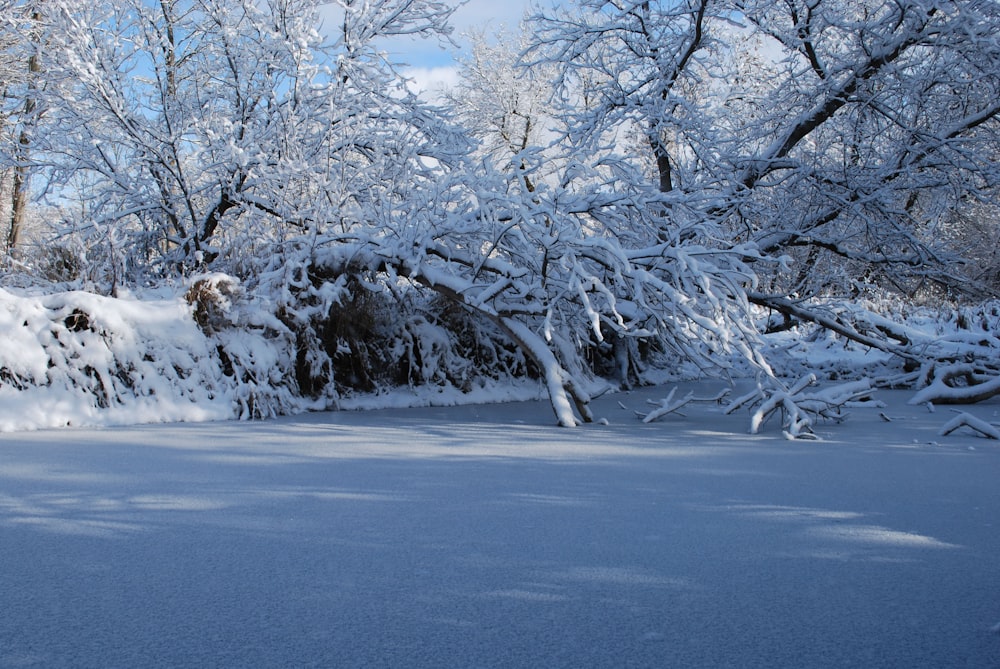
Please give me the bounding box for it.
[8,147,30,252]
[7,10,42,254]
[650,135,672,194]
[497,317,593,427]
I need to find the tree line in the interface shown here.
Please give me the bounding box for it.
[1,0,999,426]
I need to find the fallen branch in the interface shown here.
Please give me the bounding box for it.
[726,375,878,439]
[939,411,1000,439]
[909,368,1000,406]
[747,293,917,363]
[638,387,730,423]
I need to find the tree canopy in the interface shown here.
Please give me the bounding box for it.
[1,0,999,428]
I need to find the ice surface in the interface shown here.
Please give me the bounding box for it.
[1,385,998,668]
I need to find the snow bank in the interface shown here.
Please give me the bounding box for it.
[3,282,999,434]
[0,279,544,432]
[0,283,313,431]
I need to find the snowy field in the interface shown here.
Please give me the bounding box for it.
[2,384,999,668]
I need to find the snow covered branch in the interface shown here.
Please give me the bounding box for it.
[726,375,879,439]
[939,412,1000,440]
[639,386,731,423]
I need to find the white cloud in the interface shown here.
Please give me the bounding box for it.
[402,65,461,99]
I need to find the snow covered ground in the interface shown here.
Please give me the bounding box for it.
[1,384,999,668]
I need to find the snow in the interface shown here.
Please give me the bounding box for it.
[940,411,1000,440]
[0,287,235,431]
[911,373,1000,407]
[2,385,999,668]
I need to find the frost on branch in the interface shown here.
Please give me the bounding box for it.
[725,375,880,439]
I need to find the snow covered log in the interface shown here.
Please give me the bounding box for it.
[909,366,1000,406]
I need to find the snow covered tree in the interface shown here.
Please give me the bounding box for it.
[28,0,460,286]
[448,26,562,192]
[0,0,43,256]
[731,0,1000,300]
[4,0,999,428]
[3,0,493,411]
[528,0,1000,300]
[529,0,714,200]
[287,0,1000,426]
[502,0,1000,421]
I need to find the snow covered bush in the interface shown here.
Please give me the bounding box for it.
[219,232,537,407]
[0,278,328,431]
[184,274,312,420]
[0,286,233,430]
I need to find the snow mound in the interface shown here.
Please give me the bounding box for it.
[0,282,312,431]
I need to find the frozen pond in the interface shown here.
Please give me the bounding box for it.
[2,385,999,668]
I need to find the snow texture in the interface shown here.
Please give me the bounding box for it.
[1,385,998,668]
[0,287,233,430]
[0,285,318,431]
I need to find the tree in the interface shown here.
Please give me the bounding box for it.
[730,0,1000,299]
[529,0,715,200]
[517,0,1000,417]
[9,0,1000,427]
[448,26,562,193]
[0,0,43,255]
[30,0,460,287]
[528,0,1000,299]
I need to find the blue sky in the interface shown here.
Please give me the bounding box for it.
[405,0,545,67]
[319,0,551,92]
[402,0,555,92]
